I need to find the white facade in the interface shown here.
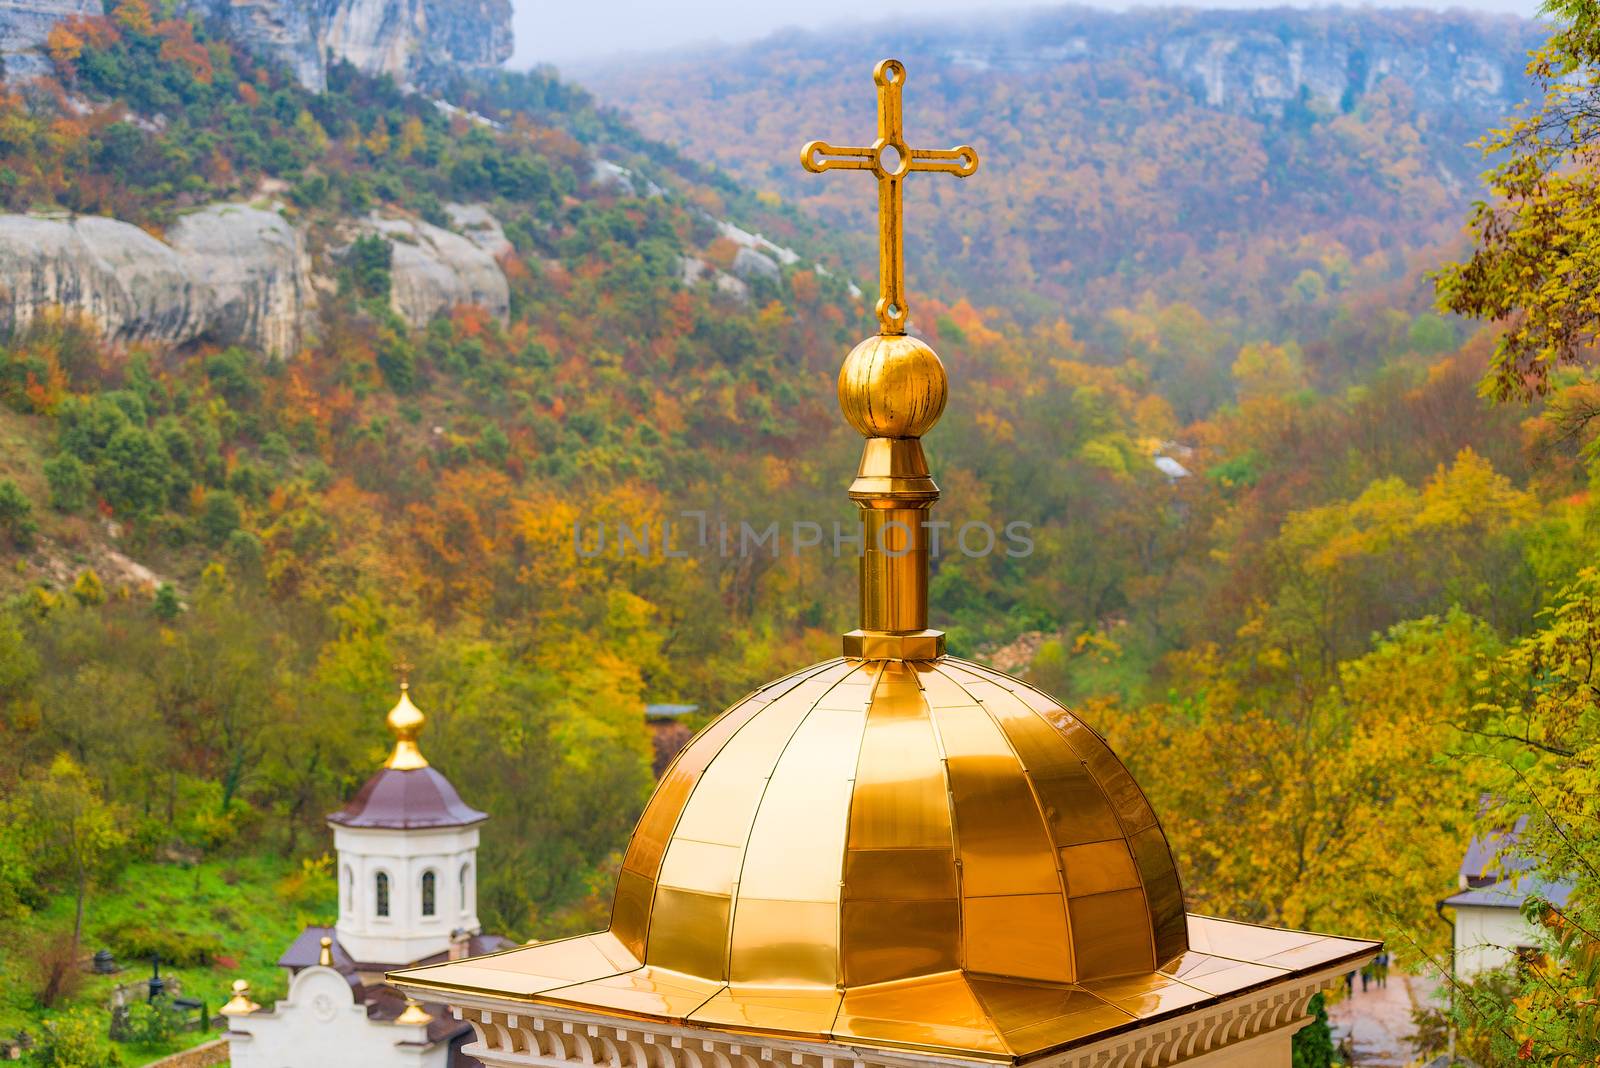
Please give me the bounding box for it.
[334,822,482,966]
[1454,902,1541,977]
[227,964,445,1068]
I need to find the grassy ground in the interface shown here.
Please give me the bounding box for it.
[0,854,332,1065]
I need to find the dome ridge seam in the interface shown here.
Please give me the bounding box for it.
[718,659,878,987]
[942,662,1080,992]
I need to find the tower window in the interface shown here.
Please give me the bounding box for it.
[343,865,353,910]
[460,863,471,914]
[375,872,390,917]
[422,870,436,917]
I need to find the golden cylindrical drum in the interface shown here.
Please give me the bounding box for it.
[857,504,931,633]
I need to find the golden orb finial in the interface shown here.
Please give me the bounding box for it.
[383,682,429,771]
[394,998,433,1026]
[318,936,334,967]
[838,334,947,439]
[220,978,260,1016]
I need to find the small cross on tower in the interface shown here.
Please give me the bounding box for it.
[801,59,979,336]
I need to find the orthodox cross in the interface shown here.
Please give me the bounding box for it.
[392,658,413,690]
[801,58,979,336]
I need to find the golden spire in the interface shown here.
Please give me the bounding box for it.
[318,936,334,966]
[220,979,259,1016]
[801,59,979,660]
[384,680,429,771]
[394,998,433,1026]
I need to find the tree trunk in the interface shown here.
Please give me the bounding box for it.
[72,871,86,954]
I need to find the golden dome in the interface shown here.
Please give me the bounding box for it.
[384,683,429,771]
[838,334,947,438]
[611,657,1186,1001]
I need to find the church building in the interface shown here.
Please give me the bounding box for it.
[222,683,513,1067]
[389,59,1379,1068]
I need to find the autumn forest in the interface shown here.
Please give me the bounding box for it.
[0,0,1598,1064]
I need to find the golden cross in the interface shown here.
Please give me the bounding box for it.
[801,58,978,336]
[392,658,413,690]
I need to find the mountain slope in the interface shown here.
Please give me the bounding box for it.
[578,6,1543,334]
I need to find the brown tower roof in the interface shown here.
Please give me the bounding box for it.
[328,764,486,829]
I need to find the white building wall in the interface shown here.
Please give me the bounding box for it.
[1455,903,1540,976]
[227,965,447,1068]
[333,823,481,965]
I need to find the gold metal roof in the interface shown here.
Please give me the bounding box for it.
[390,657,1378,1061]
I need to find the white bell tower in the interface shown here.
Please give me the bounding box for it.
[328,683,487,966]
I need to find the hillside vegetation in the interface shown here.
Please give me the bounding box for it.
[0,1,1597,1065]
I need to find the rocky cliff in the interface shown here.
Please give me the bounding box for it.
[0,0,511,89]
[933,7,1538,122]
[0,203,510,356]
[362,214,510,329]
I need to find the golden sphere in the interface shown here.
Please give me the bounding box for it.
[837,334,947,439]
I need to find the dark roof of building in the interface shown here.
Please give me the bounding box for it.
[1447,813,1575,911]
[406,933,516,967]
[358,978,467,1046]
[1459,816,1534,887]
[1441,875,1574,911]
[276,926,359,972]
[278,927,513,975]
[644,702,699,721]
[328,765,486,829]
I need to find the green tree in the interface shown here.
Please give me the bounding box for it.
[152,582,180,621]
[43,453,91,512]
[347,233,393,299]
[0,478,37,549]
[18,754,129,952]
[199,490,242,546]
[94,425,172,516]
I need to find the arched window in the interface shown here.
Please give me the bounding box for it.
[342,865,353,910]
[375,871,390,917]
[459,862,471,914]
[421,870,436,917]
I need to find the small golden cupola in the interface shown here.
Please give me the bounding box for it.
[390,60,1378,1068]
[384,681,430,771]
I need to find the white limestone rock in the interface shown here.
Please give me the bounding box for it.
[365,216,510,329]
[192,0,513,91]
[0,0,512,91]
[0,0,97,80]
[0,213,214,346]
[445,203,513,258]
[168,203,311,358]
[679,255,749,302]
[731,245,780,282]
[716,220,800,266]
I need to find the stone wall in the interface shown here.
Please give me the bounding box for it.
[144,1038,230,1068]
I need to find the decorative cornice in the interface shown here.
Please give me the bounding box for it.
[436,961,1356,1068]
